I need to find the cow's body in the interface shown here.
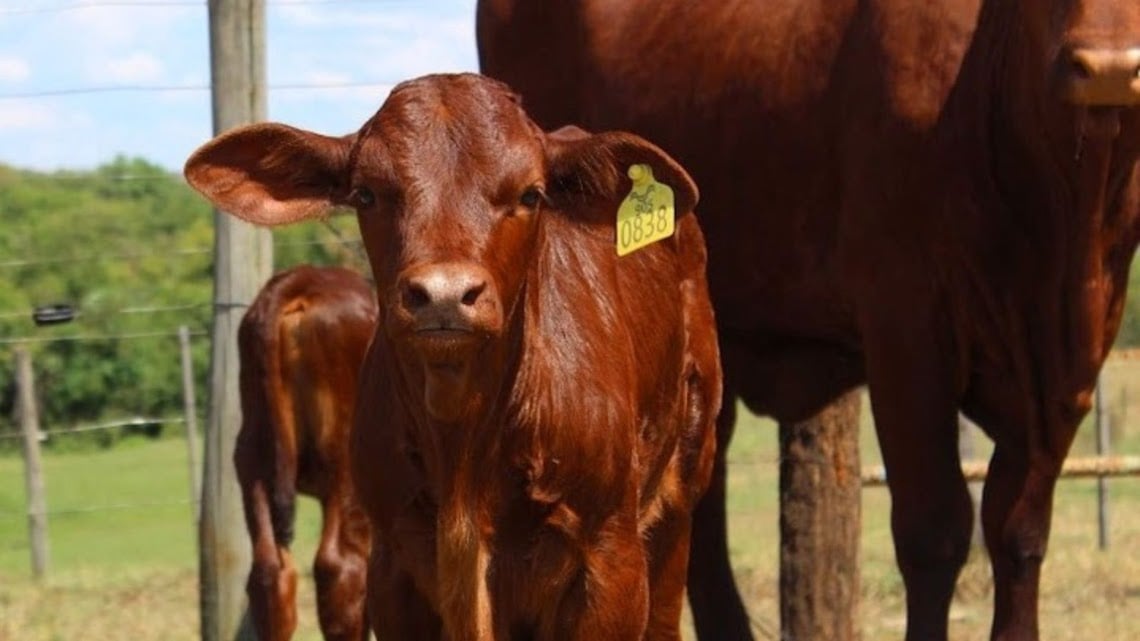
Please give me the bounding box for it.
[236,265,376,641]
[477,1,1140,640]
[187,73,722,641]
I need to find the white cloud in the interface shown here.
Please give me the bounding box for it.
[275,5,443,30]
[100,51,165,83]
[0,2,479,170]
[270,13,476,90]
[271,70,389,107]
[0,56,30,82]
[301,70,354,86]
[0,102,58,130]
[58,5,197,50]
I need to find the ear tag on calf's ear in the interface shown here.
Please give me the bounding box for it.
[616,163,675,256]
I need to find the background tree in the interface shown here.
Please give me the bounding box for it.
[0,157,365,449]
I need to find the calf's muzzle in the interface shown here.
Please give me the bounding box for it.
[397,262,501,334]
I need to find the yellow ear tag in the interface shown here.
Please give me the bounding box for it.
[616,163,675,257]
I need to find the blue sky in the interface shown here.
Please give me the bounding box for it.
[0,0,479,172]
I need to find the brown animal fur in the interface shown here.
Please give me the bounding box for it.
[235,265,376,640]
[477,1,1140,640]
[187,74,722,641]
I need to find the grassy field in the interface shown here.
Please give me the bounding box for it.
[1,374,1139,640]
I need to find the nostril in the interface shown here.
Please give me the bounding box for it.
[461,281,486,307]
[1070,56,1093,80]
[403,282,431,310]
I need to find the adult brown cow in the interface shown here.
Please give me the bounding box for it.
[477,1,1140,641]
[186,73,722,641]
[236,264,376,641]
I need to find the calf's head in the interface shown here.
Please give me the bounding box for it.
[184,73,696,422]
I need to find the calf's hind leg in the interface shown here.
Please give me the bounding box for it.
[240,478,300,641]
[314,495,371,641]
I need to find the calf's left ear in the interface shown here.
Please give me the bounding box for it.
[184,123,354,226]
[544,127,699,219]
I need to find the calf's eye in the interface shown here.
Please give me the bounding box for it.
[349,186,375,208]
[519,186,544,209]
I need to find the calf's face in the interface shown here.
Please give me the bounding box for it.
[183,73,698,421]
[353,76,549,421]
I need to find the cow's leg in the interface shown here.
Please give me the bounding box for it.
[862,316,973,641]
[686,392,753,641]
[981,438,1067,641]
[366,544,441,641]
[314,495,371,641]
[645,508,693,641]
[240,480,299,641]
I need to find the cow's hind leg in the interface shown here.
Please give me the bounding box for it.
[981,440,1065,641]
[863,315,974,641]
[686,395,753,641]
[314,496,371,641]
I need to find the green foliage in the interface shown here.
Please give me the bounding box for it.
[0,156,367,450]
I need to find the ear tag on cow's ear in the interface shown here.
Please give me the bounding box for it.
[616,164,675,257]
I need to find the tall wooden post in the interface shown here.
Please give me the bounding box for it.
[15,346,49,579]
[179,325,203,523]
[199,2,271,640]
[779,389,861,641]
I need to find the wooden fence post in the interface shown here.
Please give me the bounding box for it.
[780,388,861,641]
[15,346,49,579]
[179,326,202,523]
[200,1,269,639]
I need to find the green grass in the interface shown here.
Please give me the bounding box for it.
[0,435,327,640]
[1,391,1140,640]
[3,437,266,572]
[722,394,1140,640]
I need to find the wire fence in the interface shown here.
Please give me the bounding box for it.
[0,416,185,441]
[5,356,1138,559]
[0,326,204,577]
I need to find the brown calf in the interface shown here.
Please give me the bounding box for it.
[188,73,722,641]
[477,1,1140,640]
[236,264,375,640]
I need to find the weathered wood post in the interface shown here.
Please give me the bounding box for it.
[15,346,49,579]
[779,388,862,641]
[199,1,270,640]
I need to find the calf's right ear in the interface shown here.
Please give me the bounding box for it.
[183,123,354,226]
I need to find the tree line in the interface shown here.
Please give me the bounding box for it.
[0,156,365,449]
